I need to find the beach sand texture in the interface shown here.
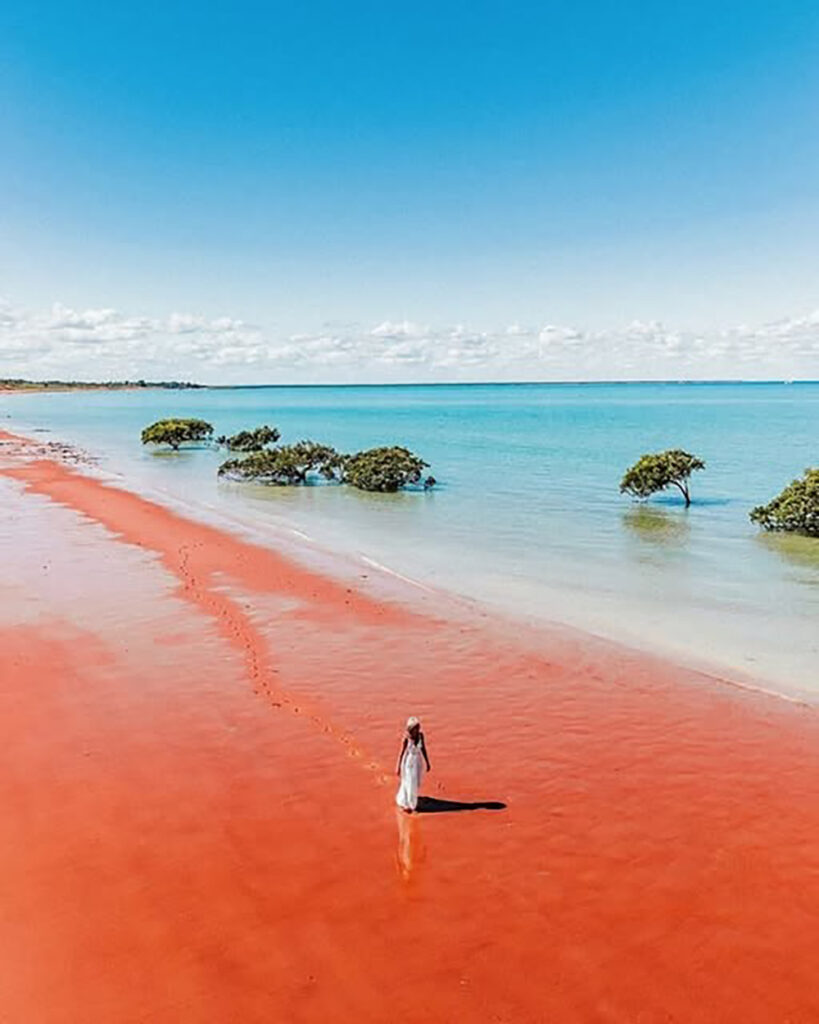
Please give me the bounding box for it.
[1,431,818,1023]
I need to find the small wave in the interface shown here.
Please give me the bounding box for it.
[360,555,435,593]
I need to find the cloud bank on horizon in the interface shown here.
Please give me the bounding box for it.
[2,298,818,384]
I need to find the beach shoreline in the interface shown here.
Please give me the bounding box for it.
[5,379,817,699]
[4,424,813,706]
[6,380,818,700]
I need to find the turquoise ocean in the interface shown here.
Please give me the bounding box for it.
[4,382,818,696]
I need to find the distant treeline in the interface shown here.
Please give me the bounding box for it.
[0,379,203,391]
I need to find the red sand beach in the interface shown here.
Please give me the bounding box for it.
[1,429,818,1023]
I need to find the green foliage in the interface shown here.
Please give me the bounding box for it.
[218,441,436,493]
[218,441,343,485]
[216,425,280,451]
[750,468,819,536]
[619,449,705,507]
[342,446,432,492]
[140,418,213,449]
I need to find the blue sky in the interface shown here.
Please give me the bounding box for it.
[2,1,819,381]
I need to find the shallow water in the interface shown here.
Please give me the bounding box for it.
[3,381,818,692]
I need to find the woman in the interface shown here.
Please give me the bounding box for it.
[395,716,431,812]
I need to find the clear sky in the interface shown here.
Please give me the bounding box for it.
[2,1,819,382]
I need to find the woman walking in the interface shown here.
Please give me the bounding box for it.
[395,716,431,812]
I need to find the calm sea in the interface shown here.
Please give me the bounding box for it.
[4,382,818,695]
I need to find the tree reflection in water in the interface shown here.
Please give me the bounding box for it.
[622,505,691,546]
[756,531,819,582]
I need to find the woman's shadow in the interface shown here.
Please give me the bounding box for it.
[415,796,507,814]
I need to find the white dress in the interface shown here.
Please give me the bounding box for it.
[396,735,424,811]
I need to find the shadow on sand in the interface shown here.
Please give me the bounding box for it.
[415,796,507,814]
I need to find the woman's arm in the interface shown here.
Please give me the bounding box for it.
[396,736,408,775]
[420,733,431,772]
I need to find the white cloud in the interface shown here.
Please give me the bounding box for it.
[1,296,818,384]
[370,319,426,339]
[0,298,262,380]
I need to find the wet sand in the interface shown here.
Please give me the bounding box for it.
[1,431,818,1023]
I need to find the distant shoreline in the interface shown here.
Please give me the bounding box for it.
[0,380,203,394]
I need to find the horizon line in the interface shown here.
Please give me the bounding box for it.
[205,378,819,389]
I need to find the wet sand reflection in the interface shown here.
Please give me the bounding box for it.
[395,807,424,881]
[395,798,506,880]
